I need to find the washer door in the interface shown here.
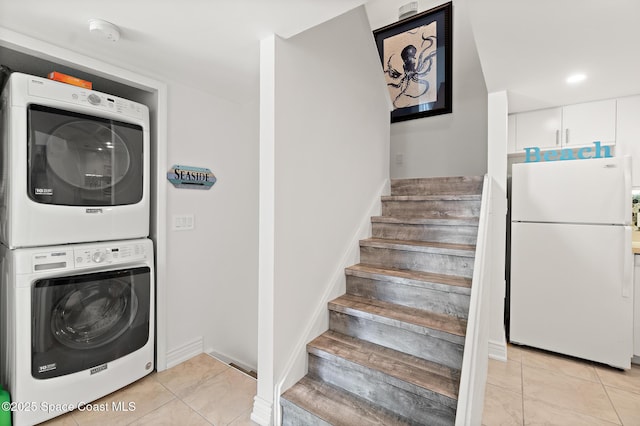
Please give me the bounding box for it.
[51,279,138,350]
[32,267,150,379]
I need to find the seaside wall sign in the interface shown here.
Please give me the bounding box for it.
[167,165,216,190]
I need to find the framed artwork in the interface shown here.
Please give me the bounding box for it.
[373,2,453,123]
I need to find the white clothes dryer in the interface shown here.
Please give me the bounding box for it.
[0,238,155,425]
[0,72,150,248]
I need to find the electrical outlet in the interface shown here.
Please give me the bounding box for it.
[173,214,194,231]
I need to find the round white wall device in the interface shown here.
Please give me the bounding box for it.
[88,19,120,42]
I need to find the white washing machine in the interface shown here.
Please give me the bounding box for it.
[0,238,155,425]
[0,72,150,248]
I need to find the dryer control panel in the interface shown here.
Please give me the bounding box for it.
[22,73,147,121]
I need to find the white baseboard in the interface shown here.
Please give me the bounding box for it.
[165,337,203,369]
[251,395,273,426]
[632,355,640,365]
[488,339,507,361]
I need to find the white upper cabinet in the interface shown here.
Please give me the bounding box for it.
[562,99,616,147]
[514,107,562,151]
[509,99,617,154]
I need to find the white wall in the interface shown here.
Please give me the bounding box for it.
[486,91,508,360]
[166,82,259,369]
[272,4,389,383]
[253,6,390,425]
[366,0,488,178]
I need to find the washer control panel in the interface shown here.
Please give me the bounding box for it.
[74,242,148,268]
[30,241,149,273]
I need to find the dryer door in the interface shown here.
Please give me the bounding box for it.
[31,266,150,379]
[27,104,144,206]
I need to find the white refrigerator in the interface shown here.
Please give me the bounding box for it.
[510,156,634,369]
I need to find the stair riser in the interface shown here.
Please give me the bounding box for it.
[360,246,474,278]
[309,355,456,426]
[391,178,483,196]
[372,222,478,245]
[330,311,464,370]
[382,200,480,218]
[346,275,470,319]
[281,399,333,426]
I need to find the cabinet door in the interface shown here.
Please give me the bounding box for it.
[515,107,562,151]
[562,99,616,147]
[616,95,640,187]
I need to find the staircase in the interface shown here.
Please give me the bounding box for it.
[280,176,484,426]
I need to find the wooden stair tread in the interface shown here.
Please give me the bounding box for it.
[309,331,460,400]
[360,238,476,257]
[346,264,472,291]
[329,294,467,338]
[371,216,479,226]
[282,376,412,426]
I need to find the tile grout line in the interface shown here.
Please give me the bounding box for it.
[601,384,625,426]
[519,350,602,384]
[122,375,177,426]
[155,364,222,426]
[521,362,626,425]
[146,377,214,426]
[226,407,255,426]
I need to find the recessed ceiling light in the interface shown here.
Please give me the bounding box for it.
[566,73,587,84]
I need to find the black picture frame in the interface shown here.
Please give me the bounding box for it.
[373,2,453,123]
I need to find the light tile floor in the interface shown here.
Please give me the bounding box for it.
[482,344,640,425]
[41,354,259,426]
[38,344,640,426]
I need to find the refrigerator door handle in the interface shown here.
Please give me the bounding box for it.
[623,226,632,298]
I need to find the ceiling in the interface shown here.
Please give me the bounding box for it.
[1,0,639,113]
[0,0,366,101]
[465,0,640,112]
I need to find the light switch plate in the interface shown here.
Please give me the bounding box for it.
[173,214,195,231]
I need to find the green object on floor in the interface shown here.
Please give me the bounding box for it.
[0,386,10,426]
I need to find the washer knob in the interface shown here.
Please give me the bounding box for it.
[92,250,106,263]
[87,93,101,105]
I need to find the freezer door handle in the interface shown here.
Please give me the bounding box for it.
[623,226,632,298]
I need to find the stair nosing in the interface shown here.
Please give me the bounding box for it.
[390,176,484,184]
[381,194,481,201]
[281,376,412,426]
[308,331,460,401]
[328,294,467,343]
[345,264,471,294]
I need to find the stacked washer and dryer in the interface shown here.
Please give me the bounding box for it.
[0,72,154,425]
